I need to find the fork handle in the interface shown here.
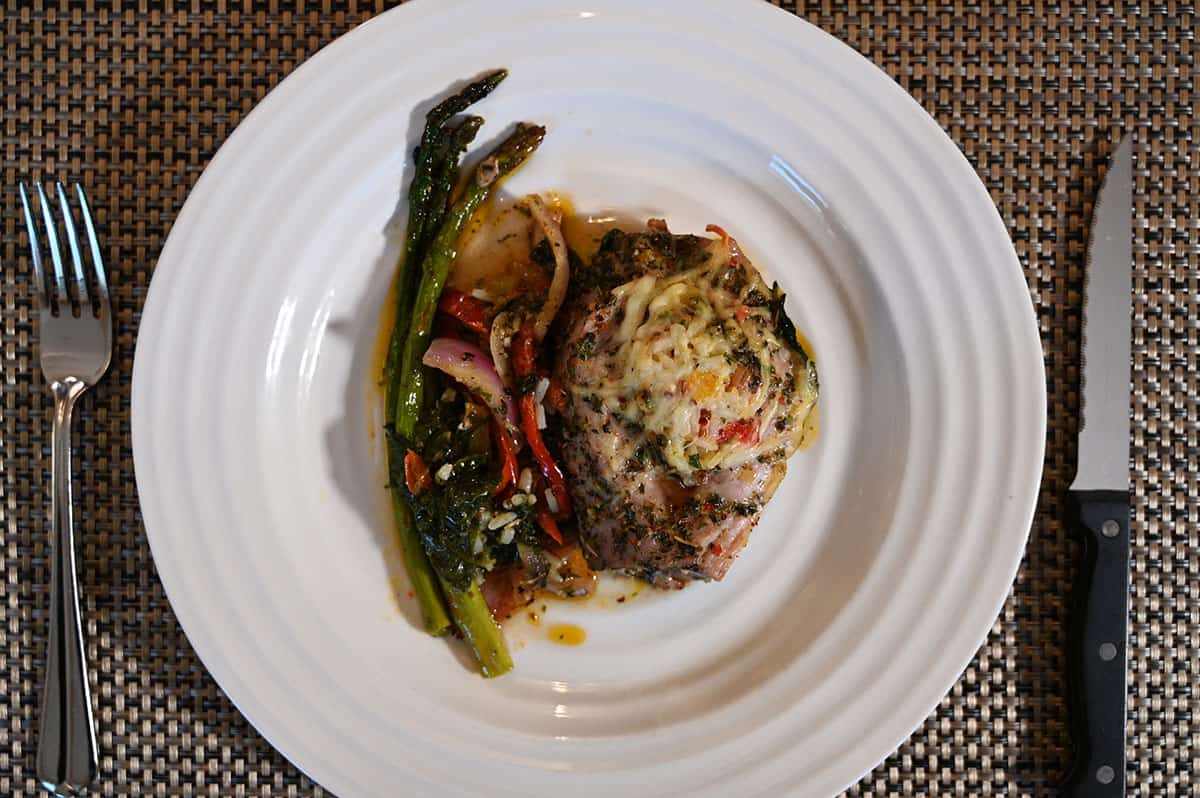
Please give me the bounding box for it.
[37,378,98,797]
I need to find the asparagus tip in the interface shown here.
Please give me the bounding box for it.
[476,123,546,187]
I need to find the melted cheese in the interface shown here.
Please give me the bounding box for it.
[575,240,817,483]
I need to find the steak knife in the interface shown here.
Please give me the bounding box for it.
[1059,134,1132,797]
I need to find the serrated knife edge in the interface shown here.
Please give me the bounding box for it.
[1070,134,1132,493]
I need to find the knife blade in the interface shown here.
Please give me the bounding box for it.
[1059,134,1132,798]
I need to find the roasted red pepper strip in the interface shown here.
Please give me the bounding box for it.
[520,383,572,518]
[717,418,759,445]
[512,321,572,519]
[491,418,519,495]
[404,449,432,496]
[511,320,538,377]
[705,223,730,243]
[437,288,491,337]
[535,501,564,545]
[545,375,569,414]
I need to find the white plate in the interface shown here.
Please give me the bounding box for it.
[131,1,1045,795]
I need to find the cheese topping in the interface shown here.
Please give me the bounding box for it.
[571,237,818,483]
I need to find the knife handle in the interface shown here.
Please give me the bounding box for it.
[1060,490,1129,797]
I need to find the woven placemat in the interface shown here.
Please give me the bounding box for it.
[2,2,1194,795]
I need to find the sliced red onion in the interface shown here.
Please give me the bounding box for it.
[422,337,519,435]
[489,310,519,389]
[523,195,570,342]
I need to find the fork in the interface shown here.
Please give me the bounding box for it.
[19,182,112,796]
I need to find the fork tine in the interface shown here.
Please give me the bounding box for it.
[18,183,50,312]
[74,184,110,315]
[55,182,90,309]
[35,183,70,311]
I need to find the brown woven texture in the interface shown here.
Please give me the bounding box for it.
[1,1,1194,795]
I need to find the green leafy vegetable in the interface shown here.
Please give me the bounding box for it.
[409,456,493,590]
[769,282,808,365]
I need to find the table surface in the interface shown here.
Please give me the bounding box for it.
[1,2,1195,796]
